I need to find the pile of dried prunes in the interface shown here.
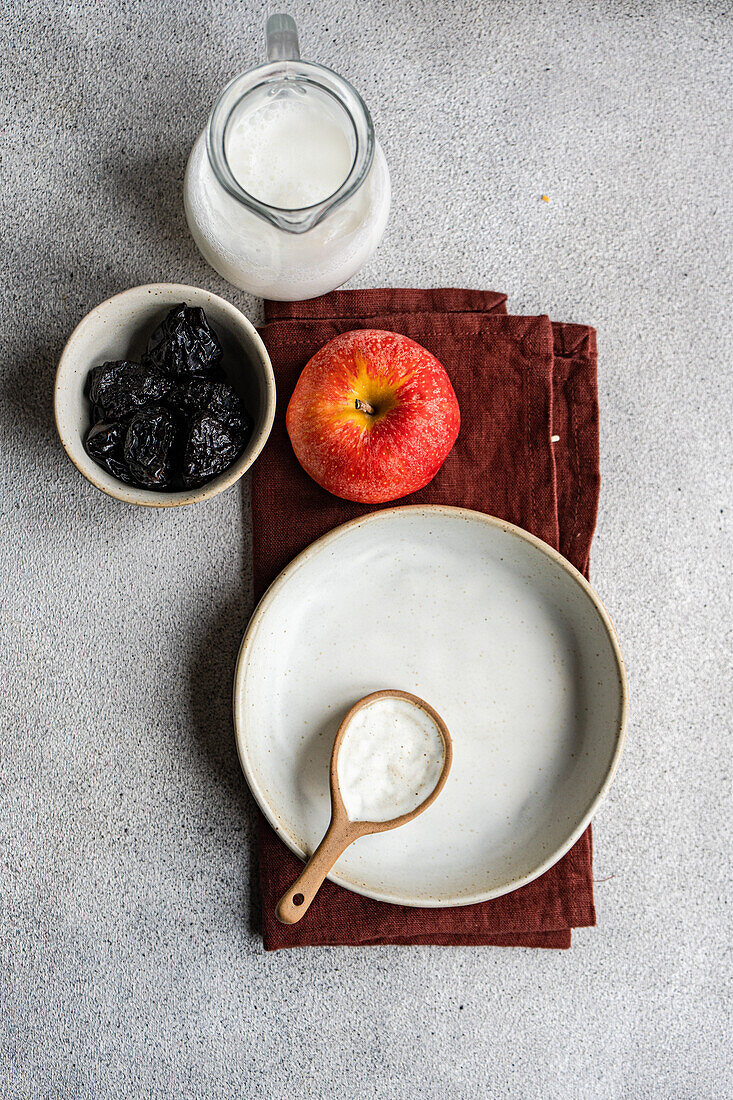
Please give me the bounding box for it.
[84,304,253,491]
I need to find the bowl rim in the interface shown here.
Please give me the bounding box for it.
[54,282,276,508]
[233,503,629,907]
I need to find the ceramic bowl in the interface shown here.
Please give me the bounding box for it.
[234,505,628,907]
[54,283,276,506]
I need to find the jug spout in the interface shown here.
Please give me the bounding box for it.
[267,201,339,235]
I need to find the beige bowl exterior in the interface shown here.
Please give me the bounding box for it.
[54,283,275,507]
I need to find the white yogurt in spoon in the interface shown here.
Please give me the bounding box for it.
[337,697,446,822]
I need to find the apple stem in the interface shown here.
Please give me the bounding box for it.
[355,398,375,415]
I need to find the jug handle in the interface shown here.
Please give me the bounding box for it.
[266,13,300,62]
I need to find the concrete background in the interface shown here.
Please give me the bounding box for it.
[1,0,731,1096]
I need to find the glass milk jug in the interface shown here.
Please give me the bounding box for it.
[184,15,391,301]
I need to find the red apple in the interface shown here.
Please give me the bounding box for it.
[286,329,460,503]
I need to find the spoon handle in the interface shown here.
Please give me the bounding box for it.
[276,818,353,924]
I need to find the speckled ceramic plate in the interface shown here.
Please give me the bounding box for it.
[233,506,627,907]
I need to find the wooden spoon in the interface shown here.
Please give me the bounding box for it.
[276,689,452,925]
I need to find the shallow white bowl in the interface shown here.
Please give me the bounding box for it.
[234,506,628,907]
[54,283,276,506]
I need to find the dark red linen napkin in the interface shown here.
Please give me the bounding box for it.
[252,288,600,950]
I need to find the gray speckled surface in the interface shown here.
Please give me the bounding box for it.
[1,1,731,1097]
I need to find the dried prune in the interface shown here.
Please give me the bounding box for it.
[166,376,219,417]
[206,383,253,442]
[88,361,174,420]
[181,414,244,487]
[84,421,135,484]
[145,304,223,376]
[167,376,253,442]
[123,406,179,488]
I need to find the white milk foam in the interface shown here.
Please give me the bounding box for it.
[225,93,354,208]
[337,697,445,823]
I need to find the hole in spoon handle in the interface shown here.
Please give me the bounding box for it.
[276,879,322,925]
[275,819,352,925]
